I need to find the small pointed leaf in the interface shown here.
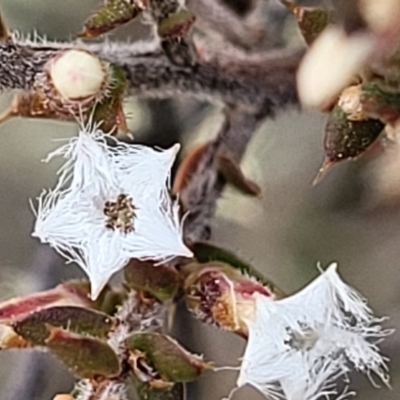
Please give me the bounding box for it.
[124,260,180,302]
[13,306,115,345]
[135,379,185,400]
[217,154,261,197]
[191,242,280,292]
[157,8,195,40]
[0,281,95,324]
[360,81,400,123]
[91,65,129,134]
[127,332,210,383]
[172,143,209,196]
[46,327,121,379]
[281,1,332,45]
[316,103,384,182]
[79,0,145,37]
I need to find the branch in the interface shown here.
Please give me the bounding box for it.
[95,43,301,114]
[0,37,301,116]
[0,35,300,243]
[179,106,266,242]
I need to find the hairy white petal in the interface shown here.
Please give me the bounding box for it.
[110,141,180,200]
[237,264,390,400]
[44,124,118,193]
[33,125,192,299]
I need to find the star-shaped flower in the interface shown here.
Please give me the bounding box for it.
[33,126,193,299]
[237,263,390,400]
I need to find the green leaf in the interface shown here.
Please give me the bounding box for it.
[157,8,195,40]
[360,81,400,123]
[281,1,332,45]
[124,260,180,302]
[91,65,129,134]
[13,306,115,345]
[79,0,145,38]
[191,242,280,293]
[314,103,384,184]
[135,379,185,400]
[46,327,121,379]
[127,332,210,383]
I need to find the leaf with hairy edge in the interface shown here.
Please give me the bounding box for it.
[0,66,130,137]
[46,327,121,379]
[135,379,186,400]
[313,102,384,184]
[124,260,180,302]
[191,242,282,294]
[91,65,129,135]
[280,1,332,45]
[13,306,115,345]
[157,8,195,40]
[127,332,210,384]
[183,261,280,335]
[0,281,94,323]
[78,0,145,38]
[0,280,124,325]
[360,81,400,123]
[217,154,261,197]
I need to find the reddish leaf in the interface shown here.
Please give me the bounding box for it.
[217,154,261,197]
[172,143,210,196]
[0,282,91,323]
[124,259,180,302]
[157,8,196,40]
[127,332,210,384]
[46,327,121,379]
[13,306,115,345]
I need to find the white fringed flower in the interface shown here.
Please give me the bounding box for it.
[237,263,390,400]
[33,126,193,300]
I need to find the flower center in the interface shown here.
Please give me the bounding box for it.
[286,326,320,351]
[104,194,137,233]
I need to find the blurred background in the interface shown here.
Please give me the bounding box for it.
[0,0,398,399]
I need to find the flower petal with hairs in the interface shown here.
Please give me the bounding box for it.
[237,263,390,400]
[33,126,192,300]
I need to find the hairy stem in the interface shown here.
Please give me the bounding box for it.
[181,106,267,242]
[0,38,301,115]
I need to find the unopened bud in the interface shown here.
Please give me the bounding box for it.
[49,49,107,100]
[184,262,276,336]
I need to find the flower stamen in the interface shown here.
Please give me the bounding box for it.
[104,193,137,233]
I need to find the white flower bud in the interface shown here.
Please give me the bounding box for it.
[49,50,106,100]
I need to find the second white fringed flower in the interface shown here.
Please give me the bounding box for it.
[237,263,390,400]
[32,125,193,300]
